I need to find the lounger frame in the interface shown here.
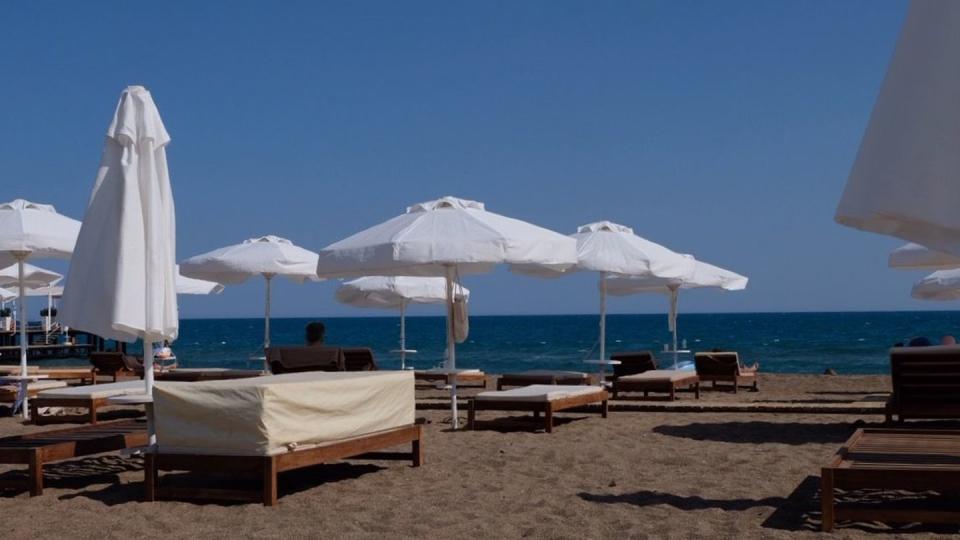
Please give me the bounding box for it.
[612,374,700,401]
[467,390,609,433]
[30,396,123,425]
[821,428,960,531]
[145,422,424,506]
[0,419,147,496]
[496,372,592,390]
[415,371,486,388]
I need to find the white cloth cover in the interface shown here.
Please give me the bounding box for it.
[835,1,960,255]
[179,236,319,284]
[0,287,15,302]
[0,263,62,289]
[336,276,469,308]
[0,199,80,268]
[175,265,224,295]
[475,384,604,402]
[912,269,960,301]
[415,368,483,375]
[605,259,748,295]
[570,221,693,278]
[18,285,64,298]
[61,86,178,343]
[889,243,960,270]
[153,371,415,456]
[315,196,578,278]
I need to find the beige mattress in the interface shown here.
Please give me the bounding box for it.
[153,370,415,456]
[619,370,696,383]
[475,384,603,403]
[37,380,146,400]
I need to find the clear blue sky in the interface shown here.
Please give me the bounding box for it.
[1,0,930,319]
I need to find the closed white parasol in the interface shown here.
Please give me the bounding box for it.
[61,85,178,399]
[316,196,578,428]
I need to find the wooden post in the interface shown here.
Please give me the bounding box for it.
[262,457,278,506]
[601,399,608,419]
[144,452,157,502]
[412,426,423,467]
[467,399,476,430]
[545,405,554,433]
[821,468,834,532]
[28,450,43,496]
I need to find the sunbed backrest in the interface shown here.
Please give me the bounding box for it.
[890,346,960,412]
[89,352,138,374]
[342,348,377,371]
[694,352,740,376]
[610,351,657,378]
[267,346,345,374]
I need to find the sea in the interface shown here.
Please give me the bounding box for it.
[36,311,960,375]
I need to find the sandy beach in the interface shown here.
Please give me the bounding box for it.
[3,373,956,539]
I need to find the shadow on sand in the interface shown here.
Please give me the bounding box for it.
[652,421,869,445]
[0,454,143,498]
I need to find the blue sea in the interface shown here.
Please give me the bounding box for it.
[42,311,960,375]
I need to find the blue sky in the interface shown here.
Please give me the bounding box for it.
[0,0,930,318]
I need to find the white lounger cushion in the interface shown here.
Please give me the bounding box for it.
[619,370,694,383]
[37,380,146,400]
[503,370,587,377]
[153,370,415,456]
[1,380,67,394]
[475,384,602,403]
[416,368,483,375]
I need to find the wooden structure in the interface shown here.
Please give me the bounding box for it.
[886,345,960,422]
[145,422,424,506]
[496,371,592,390]
[467,388,609,433]
[414,369,487,388]
[88,351,143,381]
[610,350,658,380]
[267,346,378,374]
[821,428,960,531]
[0,419,147,496]
[693,352,758,392]
[612,370,700,400]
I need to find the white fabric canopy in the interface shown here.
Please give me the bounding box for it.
[912,269,960,301]
[563,221,694,382]
[61,85,178,399]
[180,235,319,365]
[0,199,80,268]
[606,259,748,366]
[0,199,79,398]
[0,263,62,289]
[835,1,960,255]
[889,242,960,270]
[316,196,578,428]
[19,285,64,298]
[176,265,224,295]
[336,276,470,369]
[0,287,16,303]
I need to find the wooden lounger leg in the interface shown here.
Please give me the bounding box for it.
[601,399,608,418]
[144,452,157,502]
[694,382,700,400]
[262,457,278,507]
[544,406,554,434]
[89,405,98,425]
[412,426,423,467]
[28,450,43,496]
[29,401,39,424]
[669,386,676,401]
[467,399,476,430]
[820,468,834,532]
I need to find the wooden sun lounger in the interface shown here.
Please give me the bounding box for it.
[886,345,960,422]
[0,380,67,403]
[154,368,263,382]
[0,419,148,496]
[29,381,147,426]
[414,369,487,388]
[821,428,960,531]
[694,352,758,393]
[496,370,592,390]
[612,370,700,400]
[467,385,609,433]
[145,422,424,506]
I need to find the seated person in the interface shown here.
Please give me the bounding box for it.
[942,335,957,346]
[305,321,326,346]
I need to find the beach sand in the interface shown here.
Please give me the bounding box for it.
[1,373,956,538]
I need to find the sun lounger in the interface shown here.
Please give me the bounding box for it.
[821,428,960,531]
[611,370,700,400]
[266,346,378,374]
[886,345,960,422]
[0,419,147,496]
[38,368,95,385]
[610,350,658,380]
[0,380,67,403]
[29,380,147,425]
[694,351,758,392]
[496,370,592,390]
[154,368,263,382]
[414,368,487,388]
[343,347,378,371]
[88,351,143,381]
[467,385,609,433]
[145,371,422,506]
